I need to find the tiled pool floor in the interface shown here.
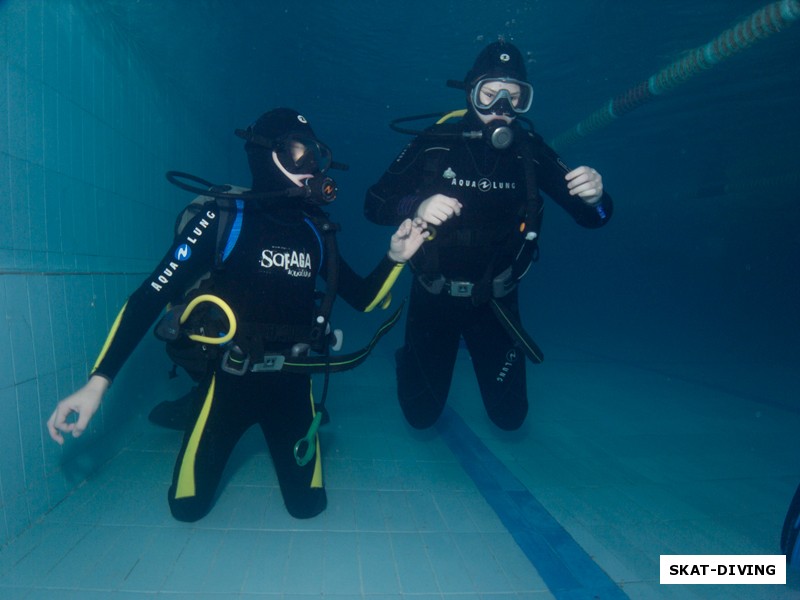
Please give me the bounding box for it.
[2,348,798,599]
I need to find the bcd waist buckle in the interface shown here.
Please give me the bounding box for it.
[448,280,474,297]
[250,355,286,372]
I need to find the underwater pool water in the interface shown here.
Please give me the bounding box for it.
[1,1,799,598]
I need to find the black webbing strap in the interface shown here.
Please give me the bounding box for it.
[489,298,544,364]
[254,300,406,374]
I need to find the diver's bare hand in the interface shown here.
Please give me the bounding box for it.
[47,375,109,445]
[566,166,603,203]
[388,217,430,263]
[415,194,462,225]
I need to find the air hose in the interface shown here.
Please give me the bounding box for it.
[182,294,237,345]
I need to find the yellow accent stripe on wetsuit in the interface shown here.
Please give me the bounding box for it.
[175,375,216,499]
[91,301,128,373]
[311,435,322,488]
[310,381,323,489]
[364,262,405,312]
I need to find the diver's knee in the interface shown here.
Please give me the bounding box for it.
[405,414,438,430]
[284,488,327,519]
[486,398,528,431]
[168,494,212,523]
[396,346,447,428]
[398,383,445,428]
[491,413,526,431]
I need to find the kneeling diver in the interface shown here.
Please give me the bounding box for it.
[47,108,429,522]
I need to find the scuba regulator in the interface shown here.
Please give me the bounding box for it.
[389,110,531,150]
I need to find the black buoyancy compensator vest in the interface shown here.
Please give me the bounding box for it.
[159,187,344,379]
[413,123,543,305]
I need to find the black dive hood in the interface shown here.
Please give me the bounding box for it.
[389,80,532,151]
[166,170,341,206]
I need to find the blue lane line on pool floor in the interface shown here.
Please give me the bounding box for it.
[436,406,630,600]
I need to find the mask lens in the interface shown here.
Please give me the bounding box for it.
[471,78,533,114]
[276,135,333,174]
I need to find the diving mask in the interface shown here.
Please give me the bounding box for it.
[273,134,333,175]
[235,128,345,175]
[470,77,533,115]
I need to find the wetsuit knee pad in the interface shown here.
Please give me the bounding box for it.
[400,402,441,429]
[283,487,327,519]
[484,393,528,431]
[168,488,214,523]
[488,404,528,431]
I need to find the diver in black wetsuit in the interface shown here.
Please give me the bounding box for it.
[364,41,613,431]
[47,108,429,522]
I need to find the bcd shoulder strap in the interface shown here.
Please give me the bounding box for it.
[173,185,247,268]
[510,132,544,281]
[304,209,342,351]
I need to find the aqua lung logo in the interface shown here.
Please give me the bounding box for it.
[450,176,516,192]
[443,165,514,191]
[175,244,191,261]
[150,210,216,292]
[496,349,518,383]
[260,247,313,278]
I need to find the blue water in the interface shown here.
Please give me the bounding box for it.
[112,0,800,380]
[2,1,799,597]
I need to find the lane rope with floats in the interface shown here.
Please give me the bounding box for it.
[550,0,800,151]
